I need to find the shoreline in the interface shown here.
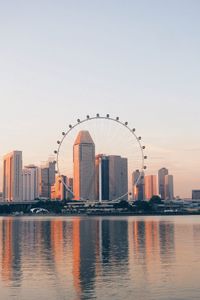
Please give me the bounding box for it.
[0,212,200,217]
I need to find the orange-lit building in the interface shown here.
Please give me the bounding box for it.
[51,175,67,200]
[145,175,158,200]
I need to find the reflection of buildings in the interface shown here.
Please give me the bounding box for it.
[0,218,22,283]
[0,216,178,298]
[3,151,23,202]
[159,222,175,264]
[129,218,175,280]
[50,220,65,267]
[72,218,99,298]
[73,131,96,200]
[101,219,129,266]
[1,219,13,281]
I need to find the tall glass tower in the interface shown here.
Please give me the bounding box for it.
[73,131,95,200]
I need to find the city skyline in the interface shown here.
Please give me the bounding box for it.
[0,136,177,202]
[0,1,200,197]
[0,119,198,199]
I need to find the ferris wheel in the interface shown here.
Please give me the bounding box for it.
[54,114,147,202]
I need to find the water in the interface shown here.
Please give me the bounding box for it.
[0,216,200,300]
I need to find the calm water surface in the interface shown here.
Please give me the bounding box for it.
[0,216,200,300]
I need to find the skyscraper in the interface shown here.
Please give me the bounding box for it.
[144,175,158,200]
[95,154,109,201]
[165,175,174,200]
[192,190,200,200]
[51,175,67,200]
[39,160,56,199]
[73,131,95,200]
[22,165,39,201]
[108,155,128,201]
[3,151,22,202]
[158,168,168,199]
[132,170,145,201]
[95,154,128,201]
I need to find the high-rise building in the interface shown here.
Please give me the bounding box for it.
[165,175,174,200]
[95,154,110,201]
[108,155,128,201]
[145,175,158,200]
[66,177,74,200]
[73,131,95,200]
[22,169,35,201]
[132,170,145,201]
[192,190,200,200]
[158,168,168,199]
[23,165,39,201]
[95,154,128,201]
[3,151,23,202]
[51,175,67,200]
[39,160,55,199]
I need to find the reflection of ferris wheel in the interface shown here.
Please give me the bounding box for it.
[54,114,147,202]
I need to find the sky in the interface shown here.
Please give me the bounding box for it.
[0,0,200,197]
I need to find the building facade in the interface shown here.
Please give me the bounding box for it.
[39,160,55,199]
[108,155,128,201]
[145,175,158,200]
[51,175,67,200]
[158,168,168,199]
[23,165,39,201]
[73,131,96,200]
[95,154,110,201]
[132,170,145,201]
[165,175,174,200]
[3,151,23,202]
[192,190,200,200]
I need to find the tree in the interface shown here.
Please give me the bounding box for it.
[149,195,162,205]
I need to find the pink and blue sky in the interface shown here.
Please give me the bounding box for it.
[0,0,200,197]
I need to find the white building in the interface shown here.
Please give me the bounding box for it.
[22,165,39,201]
[3,151,23,202]
[73,131,96,200]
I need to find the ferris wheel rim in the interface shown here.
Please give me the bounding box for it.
[54,114,147,202]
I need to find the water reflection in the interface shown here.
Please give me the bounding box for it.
[0,216,199,300]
